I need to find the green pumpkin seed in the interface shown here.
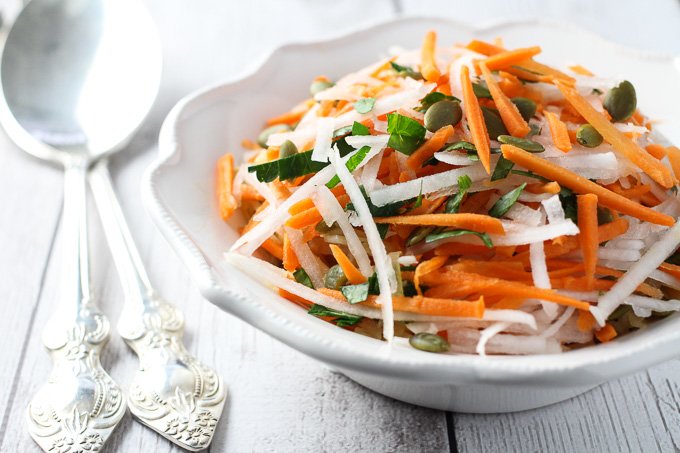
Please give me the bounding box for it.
[576,124,603,148]
[497,135,544,152]
[257,124,291,148]
[603,80,637,122]
[310,80,334,96]
[481,106,508,140]
[424,100,462,132]
[324,264,348,290]
[511,97,537,121]
[278,140,298,158]
[409,332,450,353]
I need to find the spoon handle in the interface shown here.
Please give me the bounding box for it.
[89,159,226,451]
[27,159,126,453]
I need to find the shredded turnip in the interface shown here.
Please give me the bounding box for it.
[314,185,372,277]
[518,192,554,203]
[329,146,396,341]
[530,241,558,319]
[541,307,575,338]
[505,203,543,226]
[447,328,561,355]
[398,255,418,266]
[433,151,477,166]
[285,227,328,289]
[624,295,680,314]
[361,150,384,192]
[369,165,489,206]
[310,117,336,163]
[592,221,680,325]
[541,195,565,224]
[476,322,511,356]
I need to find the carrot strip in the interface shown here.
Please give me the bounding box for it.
[577,310,596,332]
[479,62,530,137]
[319,288,485,318]
[660,262,680,280]
[216,153,238,220]
[490,297,525,310]
[595,324,618,343]
[374,213,505,235]
[422,270,591,311]
[500,144,675,226]
[479,46,542,72]
[577,194,599,291]
[569,65,594,76]
[285,207,323,229]
[240,184,265,202]
[414,256,448,295]
[434,243,496,257]
[329,244,366,285]
[605,181,651,198]
[407,125,454,170]
[421,30,441,83]
[544,110,572,152]
[266,109,306,126]
[282,233,299,272]
[261,237,284,261]
[461,66,491,173]
[556,81,674,188]
[646,143,667,160]
[665,146,680,181]
[278,288,313,309]
[526,181,561,195]
[289,198,315,215]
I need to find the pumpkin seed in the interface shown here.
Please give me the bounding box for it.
[324,264,348,290]
[310,80,334,96]
[576,124,603,148]
[497,135,544,152]
[409,332,450,353]
[278,139,298,158]
[423,100,462,132]
[481,106,508,140]
[511,97,537,121]
[603,80,636,122]
[257,124,291,148]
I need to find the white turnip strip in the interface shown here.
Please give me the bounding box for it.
[329,146,396,341]
[344,134,390,149]
[314,186,372,278]
[231,165,335,254]
[225,253,474,322]
[604,239,645,250]
[518,192,553,203]
[310,117,335,162]
[556,289,599,302]
[541,195,565,224]
[446,328,561,355]
[243,168,278,207]
[406,308,538,335]
[598,247,642,262]
[592,221,680,326]
[546,153,622,180]
[505,203,543,226]
[624,295,680,313]
[476,322,511,356]
[285,227,328,289]
[369,165,489,206]
[531,241,558,319]
[398,255,418,266]
[361,150,384,192]
[232,164,247,203]
[598,260,680,291]
[541,307,575,338]
[554,316,594,344]
[434,151,477,166]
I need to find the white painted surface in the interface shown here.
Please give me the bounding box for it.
[0,0,679,451]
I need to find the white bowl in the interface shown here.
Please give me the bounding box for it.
[144,17,680,413]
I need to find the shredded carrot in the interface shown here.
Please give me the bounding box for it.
[278,288,312,309]
[479,62,530,137]
[319,288,485,318]
[285,207,323,229]
[577,310,596,332]
[605,181,651,199]
[595,324,618,343]
[266,109,306,126]
[646,143,667,160]
[479,46,542,72]
[282,233,299,272]
[500,144,675,226]
[434,243,496,257]
[421,30,441,83]
[328,244,366,285]
[407,125,454,170]
[490,297,525,310]
[261,237,284,261]
[240,184,265,202]
[216,153,238,220]
[569,65,594,76]
[422,270,591,310]
[659,262,680,280]
[289,198,315,215]
[665,146,680,181]
[525,181,561,195]
[460,66,491,174]
[414,256,448,295]
[556,81,674,188]
[577,194,599,291]
[544,110,572,152]
[374,213,505,235]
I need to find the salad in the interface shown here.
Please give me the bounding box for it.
[216,31,680,355]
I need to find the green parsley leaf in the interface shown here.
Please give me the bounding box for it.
[413,181,424,208]
[390,62,422,79]
[294,268,314,289]
[345,186,411,218]
[445,175,472,214]
[441,141,477,152]
[326,145,371,189]
[308,304,363,327]
[592,88,603,95]
[425,229,493,248]
[489,183,527,218]
[354,97,376,114]
[351,121,370,136]
[386,113,427,155]
[490,155,515,181]
[248,150,328,182]
[419,92,461,111]
[558,186,578,223]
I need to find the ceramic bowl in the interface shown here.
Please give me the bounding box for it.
[143,17,680,413]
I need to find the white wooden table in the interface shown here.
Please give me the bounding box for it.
[1,1,680,451]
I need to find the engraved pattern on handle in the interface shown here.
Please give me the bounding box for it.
[118,293,225,452]
[90,160,225,451]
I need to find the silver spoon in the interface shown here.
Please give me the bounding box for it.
[0,0,224,451]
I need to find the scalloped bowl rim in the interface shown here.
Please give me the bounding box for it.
[143,16,680,386]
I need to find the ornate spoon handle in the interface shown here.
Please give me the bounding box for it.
[89,159,226,451]
[27,159,126,453]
